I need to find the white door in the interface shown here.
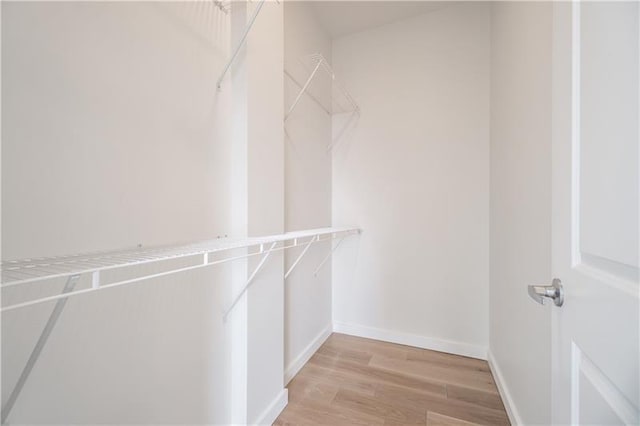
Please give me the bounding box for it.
[550,1,639,425]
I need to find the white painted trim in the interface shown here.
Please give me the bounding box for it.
[487,350,523,426]
[284,324,332,385]
[251,389,288,426]
[333,321,487,360]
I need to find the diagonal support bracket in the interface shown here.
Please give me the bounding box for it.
[223,241,277,322]
[2,274,80,424]
[313,237,345,276]
[284,235,319,280]
[284,58,323,122]
[216,0,266,89]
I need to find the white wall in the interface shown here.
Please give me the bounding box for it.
[282,2,333,383]
[2,2,232,258]
[1,2,234,423]
[489,2,553,425]
[243,1,287,423]
[331,3,491,359]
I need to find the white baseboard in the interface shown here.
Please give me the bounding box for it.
[252,388,288,426]
[284,324,333,385]
[487,350,522,426]
[332,321,487,360]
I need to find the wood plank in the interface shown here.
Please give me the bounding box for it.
[427,412,481,426]
[274,334,510,426]
[374,382,509,426]
[405,348,490,373]
[384,420,428,426]
[308,353,447,397]
[296,362,378,396]
[326,333,409,360]
[275,401,384,425]
[446,384,505,411]
[316,344,373,365]
[332,388,426,424]
[286,375,339,405]
[369,355,498,393]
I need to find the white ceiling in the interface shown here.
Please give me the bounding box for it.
[310,1,452,39]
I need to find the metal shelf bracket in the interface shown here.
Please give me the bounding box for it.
[284,235,319,279]
[216,0,266,90]
[313,237,345,276]
[2,274,80,424]
[283,53,360,152]
[222,241,277,321]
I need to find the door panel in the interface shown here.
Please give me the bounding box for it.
[552,2,639,425]
[575,343,638,425]
[580,2,639,272]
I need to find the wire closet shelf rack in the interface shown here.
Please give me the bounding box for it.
[1,226,360,313]
[284,53,359,122]
[284,53,359,152]
[1,226,359,424]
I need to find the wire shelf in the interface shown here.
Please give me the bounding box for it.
[1,226,360,312]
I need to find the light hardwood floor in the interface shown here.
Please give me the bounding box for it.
[274,333,510,425]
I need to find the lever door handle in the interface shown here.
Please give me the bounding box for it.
[528,278,564,307]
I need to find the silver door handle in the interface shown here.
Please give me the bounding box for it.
[528,278,564,307]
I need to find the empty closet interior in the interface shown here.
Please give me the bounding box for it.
[1,1,571,425]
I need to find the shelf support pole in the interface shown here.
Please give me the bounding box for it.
[223,241,277,321]
[313,237,345,276]
[2,274,80,424]
[284,235,318,280]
